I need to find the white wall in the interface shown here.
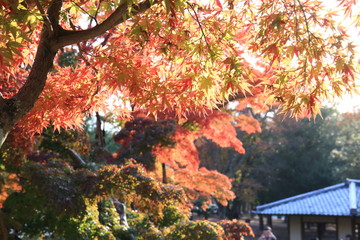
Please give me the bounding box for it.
[289,216,302,240]
[288,216,354,240]
[337,217,352,239]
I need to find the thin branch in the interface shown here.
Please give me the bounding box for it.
[186,3,213,54]
[295,0,311,45]
[216,81,264,109]
[293,0,299,42]
[68,19,98,71]
[72,1,99,25]
[34,0,53,32]
[92,0,102,26]
[294,0,312,82]
[68,19,102,99]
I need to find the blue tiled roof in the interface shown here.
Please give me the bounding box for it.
[253,179,360,216]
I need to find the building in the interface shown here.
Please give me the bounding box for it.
[252,179,360,240]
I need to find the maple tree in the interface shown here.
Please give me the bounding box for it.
[112,115,236,209]
[0,0,358,148]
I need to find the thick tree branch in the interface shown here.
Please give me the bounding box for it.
[53,0,155,50]
[11,38,57,121]
[0,0,153,130]
[47,0,63,35]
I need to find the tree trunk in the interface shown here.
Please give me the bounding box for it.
[0,129,8,149]
[95,112,106,147]
[0,210,8,240]
[162,163,167,184]
[0,18,58,149]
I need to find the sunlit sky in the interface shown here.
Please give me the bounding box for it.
[332,93,360,113]
[324,0,360,113]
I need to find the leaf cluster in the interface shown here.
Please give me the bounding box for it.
[166,220,224,240]
[113,117,177,170]
[217,219,255,240]
[2,158,184,238]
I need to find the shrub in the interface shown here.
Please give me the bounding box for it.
[155,204,188,228]
[217,219,254,240]
[167,220,224,240]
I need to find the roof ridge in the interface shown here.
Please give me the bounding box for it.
[346,178,360,184]
[255,182,346,211]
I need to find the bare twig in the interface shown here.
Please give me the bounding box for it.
[186,3,213,54]
[68,19,98,71]
[72,0,99,25]
[295,0,311,45]
[294,0,312,82]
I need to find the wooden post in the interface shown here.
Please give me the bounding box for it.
[267,215,273,228]
[259,214,264,230]
[162,163,167,184]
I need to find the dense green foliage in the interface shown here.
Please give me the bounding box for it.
[166,220,224,240]
[254,108,341,202]
[331,112,360,179]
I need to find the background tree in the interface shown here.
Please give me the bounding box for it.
[196,107,347,217]
[255,108,342,203]
[1,126,188,239]
[331,110,360,179]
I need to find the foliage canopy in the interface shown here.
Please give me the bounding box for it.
[0,0,358,146]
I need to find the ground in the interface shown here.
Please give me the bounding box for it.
[245,216,289,240]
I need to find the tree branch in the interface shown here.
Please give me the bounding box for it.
[67,148,86,168]
[34,0,52,32]
[53,0,155,50]
[47,0,63,33]
[0,210,8,240]
[72,1,99,25]
[1,0,64,133]
[186,3,212,54]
